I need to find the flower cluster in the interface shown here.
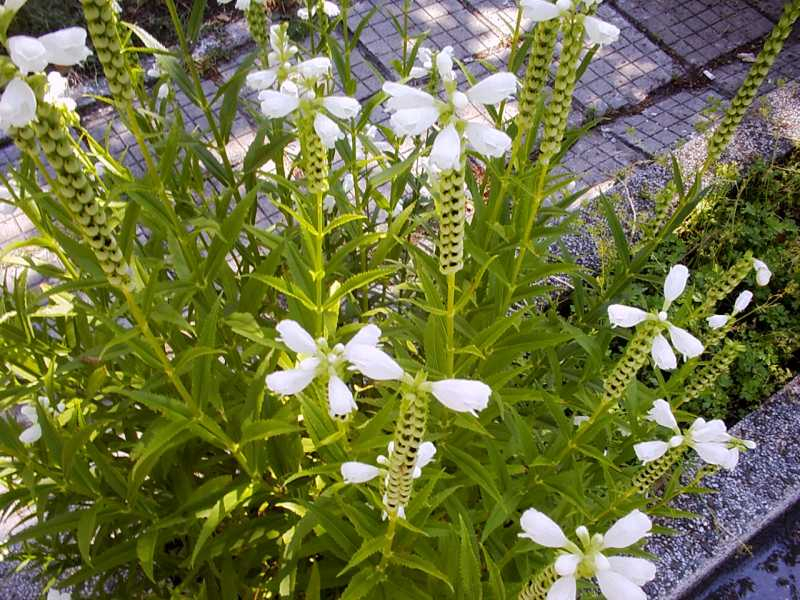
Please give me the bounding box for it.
[521,0,620,46]
[634,399,755,470]
[381,46,518,170]
[19,397,66,445]
[297,0,340,20]
[267,320,492,417]
[0,27,90,131]
[707,289,752,330]
[608,264,704,370]
[519,508,655,600]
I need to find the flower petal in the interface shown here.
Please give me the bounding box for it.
[295,57,332,79]
[344,344,404,380]
[340,461,381,484]
[8,35,48,74]
[546,576,576,600]
[646,399,679,432]
[518,508,570,548]
[430,123,462,171]
[322,95,361,119]
[466,72,518,105]
[276,319,318,354]
[429,379,491,416]
[314,112,344,149]
[19,423,42,444]
[602,509,652,549]
[465,122,512,157]
[693,441,739,469]
[595,569,647,600]
[38,27,92,66]
[667,325,704,360]
[606,557,657,586]
[520,0,562,21]
[415,441,437,472]
[633,440,669,464]
[651,334,677,370]
[435,46,455,82]
[584,15,621,46]
[328,375,357,417]
[345,324,382,350]
[554,553,581,576]
[688,418,731,443]
[707,315,729,329]
[0,78,37,129]
[607,304,648,328]
[246,69,278,90]
[389,106,440,137]
[259,90,299,118]
[266,358,320,395]
[663,264,689,306]
[382,82,438,111]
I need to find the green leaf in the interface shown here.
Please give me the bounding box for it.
[77,506,97,566]
[337,535,384,576]
[136,529,159,582]
[240,420,302,444]
[393,553,454,592]
[325,268,396,309]
[444,446,502,504]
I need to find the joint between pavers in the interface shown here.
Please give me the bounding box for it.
[605,128,654,161]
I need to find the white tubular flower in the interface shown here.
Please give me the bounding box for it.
[341,461,381,484]
[584,15,621,45]
[298,0,340,19]
[295,56,332,80]
[465,72,518,105]
[38,27,92,66]
[430,124,462,171]
[608,264,704,371]
[635,400,755,469]
[519,0,567,21]
[753,258,771,286]
[266,321,403,417]
[247,69,278,91]
[519,509,655,600]
[259,85,300,118]
[7,36,48,74]
[217,0,251,10]
[409,46,434,79]
[707,288,755,329]
[733,290,753,314]
[314,112,344,148]
[411,441,437,478]
[1,0,28,13]
[426,379,491,417]
[0,78,37,130]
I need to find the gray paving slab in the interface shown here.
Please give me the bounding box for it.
[713,38,800,97]
[607,87,726,156]
[613,0,775,67]
[458,0,520,35]
[560,128,646,187]
[574,5,685,116]
[747,0,791,20]
[350,0,504,77]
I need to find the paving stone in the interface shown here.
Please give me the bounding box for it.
[559,128,645,188]
[613,0,775,67]
[458,0,520,36]
[712,39,800,97]
[573,5,684,116]
[746,0,790,20]
[350,0,504,77]
[608,87,726,156]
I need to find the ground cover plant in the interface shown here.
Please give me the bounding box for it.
[0,0,797,597]
[643,155,799,421]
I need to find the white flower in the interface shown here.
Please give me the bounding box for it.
[584,15,621,46]
[608,264,704,371]
[38,27,92,66]
[753,258,771,286]
[0,78,37,130]
[266,321,403,417]
[409,47,434,78]
[298,1,340,19]
[322,96,361,119]
[247,69,279,91]
[733,290,753,314]
[634,400,754,469]
[44,72,77,112]
[519,0,567,21]
[426,379,491,416]
[341,461,381,484]
[7,36,48,74]
[314,112,344,148]
[465,72,517,105]
[157,84,169,100]
[706,314,729,329]
[217,0,251,10]
[519,509,655,600]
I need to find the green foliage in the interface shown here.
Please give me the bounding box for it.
[0,0,792,598]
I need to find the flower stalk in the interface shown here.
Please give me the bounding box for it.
[298,108,330,197]
[632,445,686,495]
[518,564,559,600]
[704,0,800,169]
[246,0,271,66]
[81,0,136,104]
[677,340,743,408]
